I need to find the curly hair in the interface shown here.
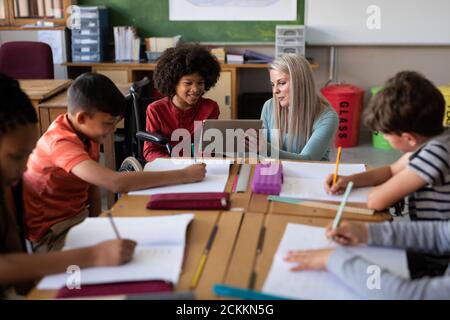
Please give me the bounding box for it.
[364,71,445,137]
[0,73,38,136]
[153,44,221,97]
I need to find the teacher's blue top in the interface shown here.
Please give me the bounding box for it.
[260,98,338,161]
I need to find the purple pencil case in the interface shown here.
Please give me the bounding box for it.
[252,163,283,195]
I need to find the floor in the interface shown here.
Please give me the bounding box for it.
[329,129,402,168]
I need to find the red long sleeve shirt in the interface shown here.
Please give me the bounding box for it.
[143,97,220,162]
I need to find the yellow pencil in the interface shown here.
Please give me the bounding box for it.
[190,225,218,289]
[333,147,342,186]
[190,255,207,289]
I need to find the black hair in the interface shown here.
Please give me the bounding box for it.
[364,71,445,137]
[0,73,38,135]
[153,43,221,97]
[68,73,126,117]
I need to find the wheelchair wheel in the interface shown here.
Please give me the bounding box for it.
[119,156,143,172]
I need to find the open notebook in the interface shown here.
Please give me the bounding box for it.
[38,214,194,290]
[129,158,232,196]
[263,223,409,300]
[280,161,372,203]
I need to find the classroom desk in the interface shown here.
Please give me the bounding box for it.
[27,161,391,300]
[223,213,332,291]
[19,79,72,133]
[37,83,131,209]
[27,163,249,300]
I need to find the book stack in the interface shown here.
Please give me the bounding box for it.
[114,26,141,61]
[226,53,244,64]
[243,50,273,64]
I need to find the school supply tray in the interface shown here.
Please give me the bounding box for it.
[252,163,283,195]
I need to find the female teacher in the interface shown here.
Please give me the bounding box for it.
[260,54,338,161]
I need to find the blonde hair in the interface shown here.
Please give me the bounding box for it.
[270,54,327,152]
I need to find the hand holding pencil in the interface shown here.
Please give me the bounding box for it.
[325,221,369,246]
[324,146,351,195]
[324,174,352,195]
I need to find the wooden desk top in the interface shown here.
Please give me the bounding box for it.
[38,83,131,109]
[27,161,390,300]
[19,79,72,101]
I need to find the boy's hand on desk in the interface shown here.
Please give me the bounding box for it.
[92,239,137,266]
[183,163,206,183]
[325,221,369,246]
[324,174,351,195]
[284,249,334,271]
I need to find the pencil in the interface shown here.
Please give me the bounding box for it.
[331,181,354,231]
[333,146,342,186]
[190,225,218,289]
[106,211,121,239]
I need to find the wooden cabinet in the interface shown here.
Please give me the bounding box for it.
[93,67,130,84]
[204,70,232,120]
[0,0,72,29]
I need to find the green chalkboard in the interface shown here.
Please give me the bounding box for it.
[78,0,304,43]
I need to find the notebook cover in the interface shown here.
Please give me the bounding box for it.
[56,280,173,299]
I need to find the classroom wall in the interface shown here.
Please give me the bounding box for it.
[236,45,450,142]
[77,0,304,42]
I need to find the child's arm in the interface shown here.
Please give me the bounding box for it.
[286,221,450,299]
[88,185,102,217]
[367,165,426,211]
[324,152,412,198]
[327,247,450,299]
[0,239,136,284]
[328,220,450,255]
[71,160,206,194]
[287,247,450,299]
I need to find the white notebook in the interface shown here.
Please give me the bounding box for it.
[38,214,194,289]
[263,223,409,300]
[279,161,372,203]
[128,158,231,196]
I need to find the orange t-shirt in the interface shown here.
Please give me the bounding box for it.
[23,114,99,243]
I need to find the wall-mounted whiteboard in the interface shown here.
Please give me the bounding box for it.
[305,0,450,45]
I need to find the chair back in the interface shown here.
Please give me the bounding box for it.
[0,41,54,79]
[123,77,161,163]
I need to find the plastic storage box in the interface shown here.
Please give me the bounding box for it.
[71,6,108,62]
[275,25,305,57]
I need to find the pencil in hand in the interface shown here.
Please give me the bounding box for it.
[333,146,342,186]
[107,211,121,240]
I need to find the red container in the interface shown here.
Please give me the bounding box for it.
[321,84,364,148]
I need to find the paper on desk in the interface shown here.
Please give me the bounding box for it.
[128,158,231,196]
[38,214,194,289]
[262,223,409,300]
[279,161,371,203]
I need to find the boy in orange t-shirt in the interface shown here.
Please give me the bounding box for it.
[23,73,206,252]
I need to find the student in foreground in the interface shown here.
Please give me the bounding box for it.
[285,220,450,299]
[23,73,206,252]
[0,74,136,299]
[260,54,338,161]
[143,43,221,162]
[325,71,450,220]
